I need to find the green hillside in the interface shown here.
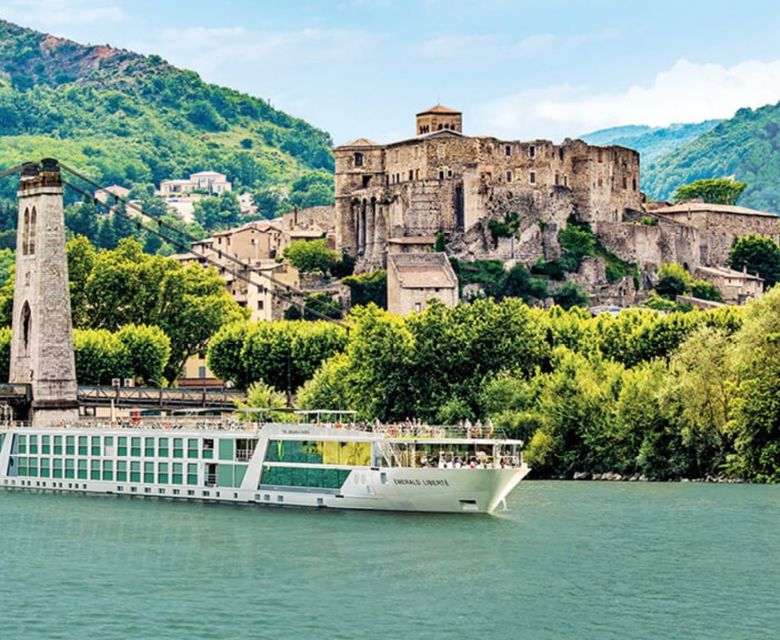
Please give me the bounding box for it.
[581,120,721,165]
[642,102,780,212]
[0,19,334,209]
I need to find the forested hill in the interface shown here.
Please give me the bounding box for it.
[642,102,780,212]
[581,120,721,166]
[0,19,334,204]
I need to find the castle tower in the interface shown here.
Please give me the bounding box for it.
[415,105,462,135]
[10,159,79,426]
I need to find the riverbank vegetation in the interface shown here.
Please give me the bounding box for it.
[209,290,780,483]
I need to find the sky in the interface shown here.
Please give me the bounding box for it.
[3,0,780,145]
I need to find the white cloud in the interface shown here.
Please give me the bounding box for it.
[2,0,124,27]
[416,28,618,65]
[476,58,780,140]
[131,25,381,78]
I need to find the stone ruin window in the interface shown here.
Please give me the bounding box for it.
[505,145,512,157]
[438,169,446,180]
[632,177,637,191]
[21,207,37,256]
[623,176,628,190]
[409,170,414,181]
[362,175,371,188]
[563,176,569,187]
[21,301,31,353]
[354,153,364,167]
[506,170,513,183]
[529,146,536,159]
[555,173,560,186]
[598,149,603,163]
[447,169,453,179]
[529,171,537,184]
[559,148,565,161]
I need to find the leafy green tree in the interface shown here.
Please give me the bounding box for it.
[116,324,171,386]
[0,248,14,287]
[343,270,387,308]
[730,287,780,481]
[655,263,692,299]
[237,381,290,421]
[728,234,780,287]
[673,178,747,205]
[82,238,246,381]
[252,187,284,220]
[66,235,96,327]
[207,320,347,392]
[552,281,588,309]
[0,326,10,381]
[689,280,723,302]
[283,239,338,275]
[73,328,131,385]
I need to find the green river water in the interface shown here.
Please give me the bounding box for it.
[0,482,777,639]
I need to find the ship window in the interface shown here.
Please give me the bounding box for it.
[17,435,26,454]
[53,458,63,479]
[40,458,50,478]
[172,462,183,485]
[117,437,127,456]
[203,439,214,459]
[144,462,154,483]
[42,436,50,454]
[77,459,87,480]
[130,461,141,483]
[29,435,37,454]
[65,459,74,479]
[187,463,198,485]
[158,462,169,484]
[131,437,141,457]
[92,436,101,456]
[90,460,100,480]
[102,460,113,481]
[173,438,184,458]
[144,437,155,457]
[187,439,199,458]
[158,438,169,457]
[117,460,127,482]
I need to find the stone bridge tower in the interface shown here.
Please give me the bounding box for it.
[10,159,79,425]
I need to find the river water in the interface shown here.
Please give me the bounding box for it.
[0,482,777,639]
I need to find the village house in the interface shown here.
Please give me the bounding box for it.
[694,265,764,305]
[159,171,232,197]
[387,252,459,315]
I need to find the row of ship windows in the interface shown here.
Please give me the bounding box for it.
[12,457,199,484]
[14,435,210,459]
[3,479,241,501]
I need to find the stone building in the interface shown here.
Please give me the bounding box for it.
[651,202,779,265]
[387,252,459,315]
[694,265,764,305]
[334,106,642,272]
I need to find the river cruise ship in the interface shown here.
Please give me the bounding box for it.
[0,414,529,514]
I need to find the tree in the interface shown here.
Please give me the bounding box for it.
[282,239,338,275]
[343,270,387,308]
[82,238,246,381]
[252,187,285,220]
[728,234,780,287]
[655,263,692,299]
[237,381,290,422]
[552,281,589,309]
[673,178,748,205]
[116,324,171,386]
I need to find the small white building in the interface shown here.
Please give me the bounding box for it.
[159,171,232,197]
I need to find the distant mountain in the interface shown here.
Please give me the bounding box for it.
[581,120,721,165]
[641,102,780,212]
[0,19,334,210]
